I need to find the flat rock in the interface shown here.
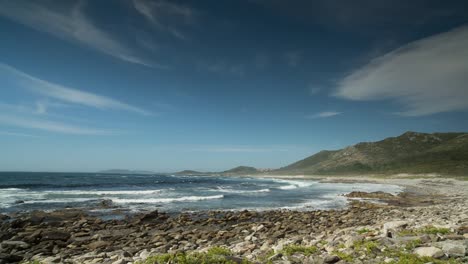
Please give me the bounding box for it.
[413,246,444,259]
[435,240,466,257]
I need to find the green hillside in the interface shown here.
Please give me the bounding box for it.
[275,131,468,176]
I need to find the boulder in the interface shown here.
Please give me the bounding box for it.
[0,240,30,249]
[382,221,408,238]
[87,241,110,250]
[324,255,340,263]
[436,240,466,257]
[413,247,444,259]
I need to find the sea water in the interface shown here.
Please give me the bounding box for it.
[0,172,402,214]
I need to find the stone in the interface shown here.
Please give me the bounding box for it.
[41,256,62,263]
[324,255,340,263]
[413,247,444,259]
[41,230,70,241]
[88,241,110,250]
[382,221,409,238]
[1,240,30,249]
[437,240,466,257]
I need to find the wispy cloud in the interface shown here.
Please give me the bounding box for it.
[306,111,342,119]
[1,63,152,116]
[0,114,114,135]
[196,60,245,76]
[133,0,195,40]
[334,26,468,116]
[0,0,160,68]
[0,131,39,138]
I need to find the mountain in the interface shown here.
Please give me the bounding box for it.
[99,169,155,175]
[275,131,468,176]
[222,166,259,175]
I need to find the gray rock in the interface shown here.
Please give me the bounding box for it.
[382,221,408,238]
[436,240,466,257]
[324,255,340,263]
[413,247,444,259]
[1,240,30,249]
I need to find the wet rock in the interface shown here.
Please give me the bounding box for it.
[99,199,113,208]
[413,246,444,259]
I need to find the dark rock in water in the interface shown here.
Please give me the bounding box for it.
[0,214,10,221]
[14,200,24,204]
[345,191,395,199]
[41,230,70,241]
[99,199,113,208]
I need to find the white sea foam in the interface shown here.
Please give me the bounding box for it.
[273,179,316,190]
[112,195,224,204]
[213,187,270,194]
[23,198,101,204]
[43,190,162,195]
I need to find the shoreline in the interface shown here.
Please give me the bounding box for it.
[1,177,467,263]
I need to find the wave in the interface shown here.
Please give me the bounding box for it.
[112,195,224,204]
[43,189,162,195]
[23,198,101,204]
[273,179,316,190]
[213,187,270,194]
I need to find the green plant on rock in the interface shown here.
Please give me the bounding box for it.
[403,239,422,251]
[382,252,462,264]
[332,251,354,262]
[357,228,373,234]
[398,225,451,236]
[281,244,318,256]
[140,247,251,264]
[353,240,379,254]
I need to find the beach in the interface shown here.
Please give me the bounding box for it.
[1,176,467,263]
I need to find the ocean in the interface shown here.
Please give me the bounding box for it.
[0,172,402,214]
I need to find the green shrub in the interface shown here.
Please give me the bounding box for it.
[281,244,318,256]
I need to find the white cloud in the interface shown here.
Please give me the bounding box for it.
[0,114,114,135]
[307,111,342,119]
[0,0,160,68]
[133,0,195,40]
[334,26,468,116]
[1,63,152,116]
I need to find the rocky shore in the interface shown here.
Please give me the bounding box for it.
[1,178,467,264]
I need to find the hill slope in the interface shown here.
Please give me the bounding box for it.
[275,131,468,175]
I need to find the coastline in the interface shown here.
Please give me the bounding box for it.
[1,176,467,263]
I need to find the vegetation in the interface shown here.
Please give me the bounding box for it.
[280,244,318,256]
[275,132,468,176]
[398,225,452,236]
[357,228,373,234]
[138,247,252,264]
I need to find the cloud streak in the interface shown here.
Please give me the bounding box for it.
[0,114,114,135]
[0,0,159,68]
[1,63,152,116]
[306,111,342,119]
[133,0,195,40]
[334,26,468,116]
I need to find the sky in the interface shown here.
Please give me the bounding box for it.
[1,0,468,172]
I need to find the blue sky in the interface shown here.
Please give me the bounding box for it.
[1,0,468,172]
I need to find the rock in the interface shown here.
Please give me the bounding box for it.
[382,221,409,238]
[139,249,151,259]
[437,240,466,257]
[324,255,340,263]
[14,200,25,204]
[99,199,113,208]
[41,255,62,263]
[343,235,362,248]
[442,234,465,240]
[0,253,23,263]
[87,241,110,250]
[1,240,30,249]
[413,247,444,259]
[41,230,70,241]
[268,253,283,261]
[111,259,127,264]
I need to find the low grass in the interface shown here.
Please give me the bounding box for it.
[382,252,462,264]
[357,228,373,234]
[353,240,379,254]
[332,251,354,262]
[280,244,318,256]
[398,225,451,236]
[139,247,251,264]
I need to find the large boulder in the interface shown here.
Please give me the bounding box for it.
[436,240,466,257]
[413,247,444,259]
